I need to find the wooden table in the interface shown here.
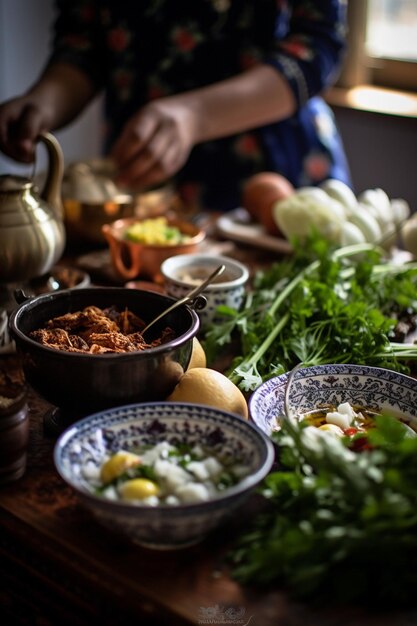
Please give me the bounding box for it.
[1,238,416,626]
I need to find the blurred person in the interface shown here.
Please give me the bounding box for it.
[0,0,351,212]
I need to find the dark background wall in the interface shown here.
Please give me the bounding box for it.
[332,106,417,212]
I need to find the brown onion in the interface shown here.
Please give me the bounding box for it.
[241,172,294,236]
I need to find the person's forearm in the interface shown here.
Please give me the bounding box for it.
[110,64,298,189]
[26,62,97,129]
[177,65,297,144]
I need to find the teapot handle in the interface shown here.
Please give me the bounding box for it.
[37,132,64,220]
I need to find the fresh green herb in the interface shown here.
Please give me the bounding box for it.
[95,463,157,493]
[216,471,239,490]
[204,236,417,391]
[168,442,194,457]
[229,416,417,607]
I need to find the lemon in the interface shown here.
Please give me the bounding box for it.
[187,337,207,370]
[100,451,141,484]
[166,367,248,419]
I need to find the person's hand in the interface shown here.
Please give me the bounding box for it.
[111,97,199,189]
[0,96,52,163]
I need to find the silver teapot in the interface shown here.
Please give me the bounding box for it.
[0,132,66,284]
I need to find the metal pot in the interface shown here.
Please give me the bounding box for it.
[9,287,200,418]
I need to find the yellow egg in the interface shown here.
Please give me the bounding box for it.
[317,424,344,437]
[119,478,160,500]
[100,451,141,484]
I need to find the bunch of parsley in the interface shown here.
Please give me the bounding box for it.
[230,415,417,607]
[204,237,417,391]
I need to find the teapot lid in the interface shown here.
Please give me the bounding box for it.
[62,158,132,204]
[0,175,32,193]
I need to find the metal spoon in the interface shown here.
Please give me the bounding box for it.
[283,363,304,420]
[274,362,304,431]
[141,263,226,336]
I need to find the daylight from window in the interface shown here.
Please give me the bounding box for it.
[366,0,417,61]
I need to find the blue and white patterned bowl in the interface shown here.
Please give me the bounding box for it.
[249,364,417,436]
[54,402,274,550]
[160,254,249,330]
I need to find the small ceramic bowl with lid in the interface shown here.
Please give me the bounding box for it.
[160,254,250,331]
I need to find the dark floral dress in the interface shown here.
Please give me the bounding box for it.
[50,0,352,211]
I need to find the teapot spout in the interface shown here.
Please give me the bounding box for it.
[38,132,64,220]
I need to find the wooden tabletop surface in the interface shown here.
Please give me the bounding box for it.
[1,233,416,626]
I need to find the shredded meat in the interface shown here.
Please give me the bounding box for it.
[30,328,88,352]
[29,306,175,354]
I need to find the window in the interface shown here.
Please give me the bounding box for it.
[338,0,417,92]
[366,0,417,90]
[367,0,417,61]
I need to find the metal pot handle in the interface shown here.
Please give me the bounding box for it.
[189,294,207,311]
[14,288,33,305]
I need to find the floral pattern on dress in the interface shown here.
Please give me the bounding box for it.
[112,68,134,101]
[107,26,131,53]
[234,134,263,162]
[278,36,314,62]
[171,25,202,54]
[303,151,332,182]
[50,0,351,211]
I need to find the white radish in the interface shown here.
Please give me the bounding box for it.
[320,179,358,214]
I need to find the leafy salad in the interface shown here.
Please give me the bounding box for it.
[204,236,417,391]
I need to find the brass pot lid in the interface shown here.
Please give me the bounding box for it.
[62,158,133,204]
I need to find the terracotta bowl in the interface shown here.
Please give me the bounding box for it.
[102,217,205,282]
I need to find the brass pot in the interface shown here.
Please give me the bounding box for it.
[62,159,181,244]
[62,158,134,245]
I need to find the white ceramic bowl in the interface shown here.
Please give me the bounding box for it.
[54,402,275,550]
[160,254,249,330]
[249,364,417,437]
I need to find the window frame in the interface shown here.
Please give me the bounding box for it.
[338,0,417,93]
[369,58,417,92]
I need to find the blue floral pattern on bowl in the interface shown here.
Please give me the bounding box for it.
[249,364,417,437]
[54,402,274,550]
[161,254,249,330]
